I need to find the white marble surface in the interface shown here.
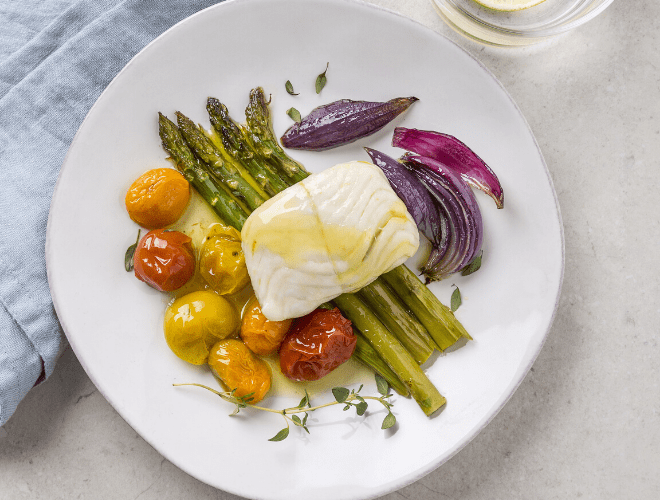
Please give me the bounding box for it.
[1,0,659,499]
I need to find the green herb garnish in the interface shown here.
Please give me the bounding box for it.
[285,80,298,95]
[315,62,329,94]
[287,107,302,123]
[124,229,141,272]
[174,374,395,441]
[461,251,483,276]
[450,285,462,312]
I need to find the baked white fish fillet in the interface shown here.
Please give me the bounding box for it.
[241,161,420,321]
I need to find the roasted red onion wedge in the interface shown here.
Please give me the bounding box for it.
[393,127,504,209]
[364,147,447,260]
[402,153,484,283]
[281,97,418,151]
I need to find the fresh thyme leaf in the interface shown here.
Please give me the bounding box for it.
[177,382,397,442]
[450,285,462,312]
[332,387,350,403]
[298,393,309,408]
[461,251,483,276]
[357,384,363,394]
[375,373,389,396]
[124,229,141,272]
[285,80,298,95]
[287,107,301,123]
[315,62,329,94]
[269,427,290,442]
[382,412,396,430]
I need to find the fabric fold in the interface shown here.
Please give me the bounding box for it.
[0,0,223,426]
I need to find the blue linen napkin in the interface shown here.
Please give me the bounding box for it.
[0,0,224,426]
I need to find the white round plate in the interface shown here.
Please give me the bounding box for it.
[46,0,563,498]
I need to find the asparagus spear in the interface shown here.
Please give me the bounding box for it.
[175,111,266,212]
[353,332,409,397]
[333,293,446,416]
[244,87,309,184]
[207,97,288,196]
[358,280,436,364]
[382,265,472,351]
[158,113,248,231]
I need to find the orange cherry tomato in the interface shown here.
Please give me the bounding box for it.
[133,229,195,291]
[125,168,190,229]
[208,339,271,403]
[240,296,292,356]
[279,307,356,382]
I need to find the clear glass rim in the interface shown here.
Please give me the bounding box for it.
[434,0,615,40]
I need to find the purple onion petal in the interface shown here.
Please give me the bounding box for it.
[364,148,444,247]
[393,127,504,209]
[281,97,418,151]
[408,164,468,280]
[403,153,484,281]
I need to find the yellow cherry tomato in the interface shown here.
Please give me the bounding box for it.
[199,224,250,295]
[240,296,292,356]
[164,291,239,365]
[125,168,190,229]
[208,339,271,403]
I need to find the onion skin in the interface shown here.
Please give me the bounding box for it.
[402,153,484,283]
[393,127,504,209]
[364,147,446,255]
[281,97,418,151]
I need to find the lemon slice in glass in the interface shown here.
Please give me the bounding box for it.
[473,0,547,11]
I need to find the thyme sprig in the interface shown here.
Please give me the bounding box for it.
[174,377,396,441]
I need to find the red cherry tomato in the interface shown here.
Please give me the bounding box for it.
[279,307,356,381]
[133,229,195,292]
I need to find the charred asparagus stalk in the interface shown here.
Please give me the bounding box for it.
[382,265,472,350]
[353,332,409,397]
[244,87,308,184]
[333,293,446,417]
[158,113,248,231]
[358,279,436,364]
[207,97,288,196]
[175,111,266,212]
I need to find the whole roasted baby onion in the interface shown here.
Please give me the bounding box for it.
[280,97,418,151]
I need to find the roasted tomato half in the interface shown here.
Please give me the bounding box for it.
[240,296,292,356]
[208,339,271,403]
[279,307,356,381]
[125,168,190,229]
[133,229,195,291]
